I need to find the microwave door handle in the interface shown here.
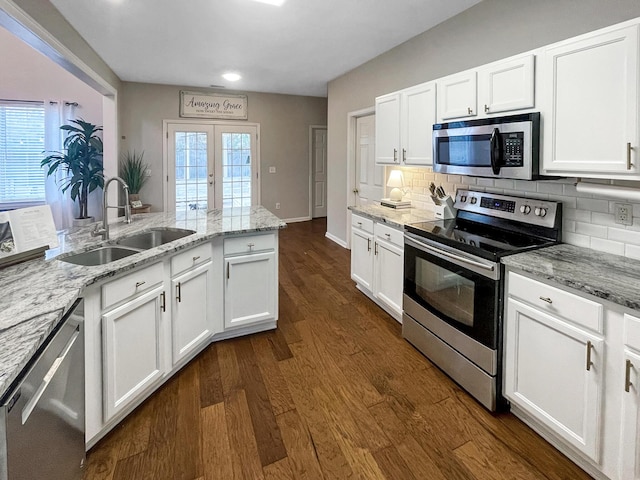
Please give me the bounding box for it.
[490,128,503,175]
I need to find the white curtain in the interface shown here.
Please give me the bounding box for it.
[44,101,76,230]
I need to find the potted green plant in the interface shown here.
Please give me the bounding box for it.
[41,118,104,223]
[119,150,149,205]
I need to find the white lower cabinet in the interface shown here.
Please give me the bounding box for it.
[350,213,404,322]
[102,284,166,421]
[505,270,640,480]
[505,297,603,461]
[86,232,278,447]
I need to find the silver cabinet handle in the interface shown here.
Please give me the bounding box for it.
[628,142,634,170]
[357,222,362,227]
[193,255,200,262]
[467,107,473,115]
[367,237,371,252]
[160,291,166,312]
[227,262,230,280]
[247,242,255,251]
[374,242,378,255]
[393,148,398,162]
[484,104,489,113]
[626,359,634,392]
[176,282,182,302]
[135,281,145,288]
[586,341,593,371]
[385,233,391,239]
[22,327,80,424]
[402,148,406,162]
[539,296,553,304]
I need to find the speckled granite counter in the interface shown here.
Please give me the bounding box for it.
[348,204,436,228]
[0,206,285,399]
[502,243,640,311]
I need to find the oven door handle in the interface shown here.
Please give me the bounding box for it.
[405,235,495,272]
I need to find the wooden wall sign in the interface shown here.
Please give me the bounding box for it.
[179,91,248,120]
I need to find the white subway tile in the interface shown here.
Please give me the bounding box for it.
[548,195,577,209]
[590,238,625,256]
[563,183,579,197]
[591,212,617,227]
[485,187,504,195]
[625,244,640,260]
[575,222,607,238]
[514,180,537,192]
[577,197,610,213]
[537,181,564,195]
[608,227,640,246]
[562,219,576,233]
[563,232,591,248]
[476,178,495,187]
[447,175,462,183]
[494,179,515,190]
[564,208,591,222]
[461,176,477,185]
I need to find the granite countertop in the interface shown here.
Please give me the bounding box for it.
[348,204,436,228]
[0,206,285,400]
[502,243,640,311]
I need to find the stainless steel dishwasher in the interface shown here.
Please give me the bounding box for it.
[0,298,85,480]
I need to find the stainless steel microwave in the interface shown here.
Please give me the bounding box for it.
[432,113,540,180]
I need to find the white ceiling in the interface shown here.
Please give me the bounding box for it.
[49,0,481,97]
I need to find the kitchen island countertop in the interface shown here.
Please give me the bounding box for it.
[502,243,640,311]
[0,206,285,400]
[348,204,436,228]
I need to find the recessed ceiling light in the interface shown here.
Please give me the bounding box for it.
[222,73,242,82]
[252,0,286,6]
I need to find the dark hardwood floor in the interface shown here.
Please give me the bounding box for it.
[84,218,592,480]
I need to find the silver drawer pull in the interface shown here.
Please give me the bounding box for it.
[135,281,146,288]
[539,296,552,304]
[357,222,362,226]
[586,341,593,371]
[192,255,200,262]
[247,242,255,250]
[626,359,634,392]
[385,233,391,238]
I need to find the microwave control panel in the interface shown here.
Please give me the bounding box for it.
[503,132,524,166]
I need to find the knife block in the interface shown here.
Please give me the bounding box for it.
[434,196,456,220]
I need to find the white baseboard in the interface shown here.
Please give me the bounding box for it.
[282,216,311,223]
[325,231,348,248]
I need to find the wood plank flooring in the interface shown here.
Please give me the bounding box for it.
[84,218,592,480]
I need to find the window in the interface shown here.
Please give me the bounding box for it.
[0,100,46,209]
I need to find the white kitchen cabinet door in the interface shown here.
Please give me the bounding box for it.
[401,82,436,166]
[224,251,276,329]
[350,228,374,292]
[373,238,403,320]
[504,298,604,462]
[375,93,401,164]
[543,25,639,175]
[102,286,166,422]
[621,348,640,479]
[479,54,535,115]
[437,71,477,121]
[171,260,217,365]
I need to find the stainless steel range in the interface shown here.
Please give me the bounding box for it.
[403,189,562,411]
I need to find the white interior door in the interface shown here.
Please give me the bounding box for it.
[311,126,327,218]
[166,123,259,215]
[354,114,383,206]
[167,123,214,218]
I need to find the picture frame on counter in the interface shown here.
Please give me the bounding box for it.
[179,91,248,120]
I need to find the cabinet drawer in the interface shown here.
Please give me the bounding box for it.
[171,242,212,276]
[624,313,640,351]
[102,262,164,310]
[224,233,275,256]
[352,214,374,234]
[374,222,404,248]
[508,272,603,333]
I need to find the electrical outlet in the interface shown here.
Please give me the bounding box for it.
[275,202,280,209]
[269,166,276,174]
[145,169,152,177]
[615,203,633,225]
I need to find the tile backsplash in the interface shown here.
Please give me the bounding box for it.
[395,167,640,260]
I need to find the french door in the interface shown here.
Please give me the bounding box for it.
[166,122,259,217]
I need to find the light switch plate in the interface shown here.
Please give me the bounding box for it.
[269,166,276,173]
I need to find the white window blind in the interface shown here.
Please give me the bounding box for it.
[0,100,46,209]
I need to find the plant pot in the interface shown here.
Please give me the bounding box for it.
[129,194,140,204]
[72,217,95,227]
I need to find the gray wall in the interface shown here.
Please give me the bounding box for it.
[119,82,327,219]
[326,0,640,244]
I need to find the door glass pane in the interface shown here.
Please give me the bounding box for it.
[221,132,252,207]
[415,258,475,327]
[175,131,208,218]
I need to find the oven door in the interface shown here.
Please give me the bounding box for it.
[404,234,500,349]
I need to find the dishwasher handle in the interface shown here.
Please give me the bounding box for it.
[21,326,81,425]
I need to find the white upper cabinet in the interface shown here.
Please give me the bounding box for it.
[479,54,535,115]
[542,25,640,176]
[375,82,436,166]
[437,71,477,121]
[401,82,436,166]
[375,93,401,165]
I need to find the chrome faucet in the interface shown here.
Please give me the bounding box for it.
[92,176,132,240]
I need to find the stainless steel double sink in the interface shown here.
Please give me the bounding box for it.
[59,228,196,266]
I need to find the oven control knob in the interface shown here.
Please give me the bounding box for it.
[470,197,477,204]
[460,195,467,202]
[520,205,531,214]
[534,207,547,217]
